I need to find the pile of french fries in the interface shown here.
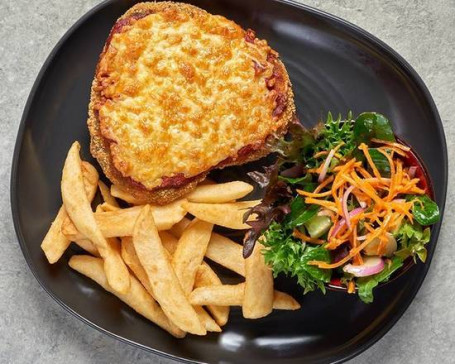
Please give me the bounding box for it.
[41,141,300,337]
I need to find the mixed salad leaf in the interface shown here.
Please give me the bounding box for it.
[245,112,440,303]
[262,221,331,294]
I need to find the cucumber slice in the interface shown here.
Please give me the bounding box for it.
[304,215,332,239]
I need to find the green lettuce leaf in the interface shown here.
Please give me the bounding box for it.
[307,112,357,168]
[277,173,312,186]
[286,196,320,228]
[353,112,396,144]
[357,256,404,303]
[368,148,391,177]
[262,222,331,294]
[394,221,431,263]
[410,195,440,226]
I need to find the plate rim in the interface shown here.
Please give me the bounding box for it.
[10,0,448,363]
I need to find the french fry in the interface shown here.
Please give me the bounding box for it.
[121,237,155,298]
[186,181,253,203]
[243,240,273,319]
[124,234,220,333]
[62,206,141,239]
[73,239,99,256]
[61,142,130,294]
[206,233,245,276]
[159,231,179,255]
[189,284,244,306]
[69,255,185,338]
[62,200,186,240]
[193,306,221,332]
[41,161,98,264]
[190,283,300,311]
[98,180,119,207]
[161,226,220,332]
[272,291,300,310]
[172,219,213,294]
[195,263,229,326]
[110,184,148,205]
[171,222,245,277]
[133,205,206,335]
[182,201,259,229]
[97,202,120,212]
[168,217,192,238]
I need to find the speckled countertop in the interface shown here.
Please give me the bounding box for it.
[0,1,454,363]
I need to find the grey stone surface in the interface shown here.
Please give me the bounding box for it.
[0,0,454,363]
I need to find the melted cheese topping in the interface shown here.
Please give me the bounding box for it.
[97,9,284,189]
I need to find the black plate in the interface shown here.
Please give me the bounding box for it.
[11,1,447,363]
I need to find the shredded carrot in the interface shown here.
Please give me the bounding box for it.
[371,138,411,152]
[347,280,356,294]
[314,150,343,159]
[375,148,396,201]
[298,189,332,198]
[297,176,334,198]
[357,168,374,179]
[304,198,339,213]
[359,143,382,179]
[378,145,407,157]
[313,175,334,193]
[293,229,325,244]
[349,172,383,206]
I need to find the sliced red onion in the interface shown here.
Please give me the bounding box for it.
[330,207,364,238]
[342,185,355,229]
[318,149,335,182]
[343,256,385,277]
[408,166,417,178]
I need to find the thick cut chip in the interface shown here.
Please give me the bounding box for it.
[121,236,220,331]
[193,306,221,333]
[111,184,148,205]
[171,222,245,276]
[186,182,254,203]
[243,240,273,319]
[132,205,206,335]
[121,237,155,299]
[194,263,229,326]
[74,239,99,256]
[69,255,184,338]
[168,217,192,238]
[41,161,99,263]
[206,233,245,276]
[159,231,179,256]
[189,284,245,306]
[98,180,119,207]
[61,142,129,293]
[190,283,300,311]
[62,200,186,240]
[182,201,260,229]
[272,291,300,310]
[172,219,213,294]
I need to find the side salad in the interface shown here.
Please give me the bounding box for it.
[244,112,440,303]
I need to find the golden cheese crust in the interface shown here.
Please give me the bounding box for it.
[88,2,295,204]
